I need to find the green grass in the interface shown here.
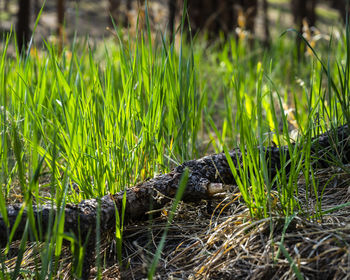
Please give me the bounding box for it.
[1,13,350,278]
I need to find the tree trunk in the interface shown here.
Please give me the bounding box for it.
[17,0,31,53]
[291,0,316,29]
[34,0,41,16]
[108,0,120,26]
[169,0,177,40]
[181,0,258,39]
[291,0,316,58]
[217,0,234,34]
[330,0,349,23]
[242,0,258,35]
[57,0,65,52]
[262,0,270,47]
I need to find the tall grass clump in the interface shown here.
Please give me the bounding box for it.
[208,25,350,220]
[0,24,203,204]
[0,11,204,276]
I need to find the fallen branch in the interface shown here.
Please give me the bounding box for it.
[0,124,349,276]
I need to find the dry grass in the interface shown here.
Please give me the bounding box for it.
[120,164,350,279]
[2,165,350,279]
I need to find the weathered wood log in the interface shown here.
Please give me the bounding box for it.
[0,124,349,254]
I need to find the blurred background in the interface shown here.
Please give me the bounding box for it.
[0,0,347,51]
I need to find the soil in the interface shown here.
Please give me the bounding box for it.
[0,0,343,46]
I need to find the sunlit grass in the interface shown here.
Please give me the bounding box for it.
[0,14,349,278]
[1,30,204,204]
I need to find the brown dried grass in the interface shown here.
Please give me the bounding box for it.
[120,164,350,279]
[2,165,350,279]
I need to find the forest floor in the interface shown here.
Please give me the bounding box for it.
[0,0,342,45]
[119,166,350,279]
[1,1,349,280]
[4,163,350,279]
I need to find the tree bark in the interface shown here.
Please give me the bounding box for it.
[169,0,177,41]
[262,0,270,47]
[57,0,65,52]
[108,0,120,26]
[330,0,349,23]
[242,0,258,35]
[17,0,31,53]
[291,0,316,59]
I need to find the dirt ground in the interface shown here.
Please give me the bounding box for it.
[0,0,343,45]
[1,0,110,38]
[0,0,170,44]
